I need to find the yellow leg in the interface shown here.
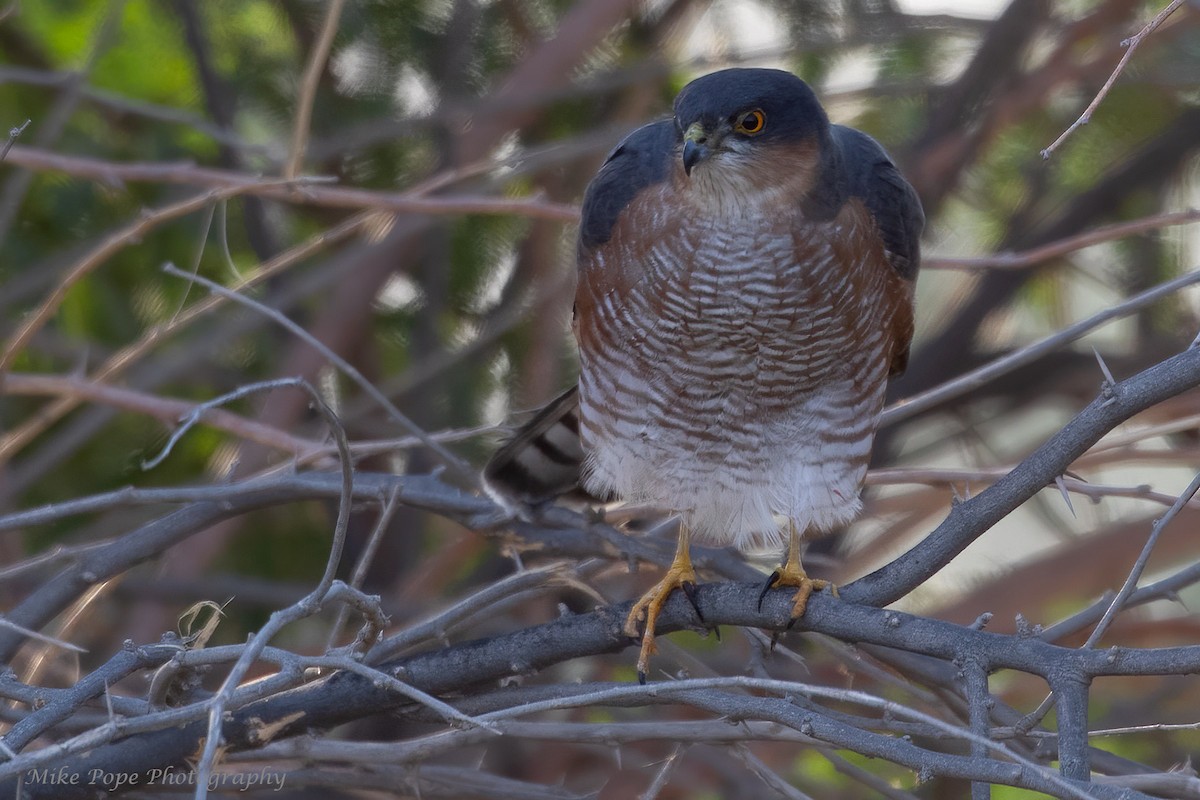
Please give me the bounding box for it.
[624,523,699,683]
[760,521,838,618]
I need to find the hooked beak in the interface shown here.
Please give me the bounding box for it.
[682,122,714,176]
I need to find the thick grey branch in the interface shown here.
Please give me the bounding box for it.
[851,344,1200,605]
[5,581,1194,798]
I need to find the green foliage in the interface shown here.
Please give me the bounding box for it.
[994,784,1059,799]
[791,748,915,796]
[216,504,334,582]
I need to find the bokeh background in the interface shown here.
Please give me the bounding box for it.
[2,1,1200,797]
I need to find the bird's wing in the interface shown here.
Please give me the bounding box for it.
[579,119,677,251]
[830,125,924,374]
[830,124,924,283]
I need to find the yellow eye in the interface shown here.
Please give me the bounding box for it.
[735,109,766,135]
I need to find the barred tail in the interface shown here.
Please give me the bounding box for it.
[483,386,584,504]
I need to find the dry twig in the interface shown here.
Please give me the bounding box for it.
[1041,0,1188,158]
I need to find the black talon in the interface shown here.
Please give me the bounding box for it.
[758,570,781,611]
[637,668,648,685]
[681,580,704,622]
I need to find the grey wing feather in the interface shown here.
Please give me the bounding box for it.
[579,120,677,251]
[483,386,585,504]
[830,124,924,283]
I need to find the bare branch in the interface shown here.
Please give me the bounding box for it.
[1085,470,1200,647]
[160,262,474,480]
[0,617,85,654]
[0,212,370,463]
[861,342,1200,603]
[0,0,124,247]
[283,0,348,179]
[2,642,181,754]
[183,377,353,800]
[924,208,1200,271]
[2,372,314,456]
[0,178,335,379]
[883,266,1200,426]
[868,466,1192,509]
[1042,0,1188,158]
[2,145,579,221]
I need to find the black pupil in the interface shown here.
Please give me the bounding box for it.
[743,113,759,130]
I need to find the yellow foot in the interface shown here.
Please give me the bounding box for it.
[624,560,702,683]
[758,565,838,619]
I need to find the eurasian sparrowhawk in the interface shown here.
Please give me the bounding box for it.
[487,68,923,681]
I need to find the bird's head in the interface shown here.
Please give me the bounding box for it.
[672,69,833,201]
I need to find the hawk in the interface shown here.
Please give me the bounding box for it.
[486,68,923,681]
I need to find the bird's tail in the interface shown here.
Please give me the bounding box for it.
[483,385,585,505]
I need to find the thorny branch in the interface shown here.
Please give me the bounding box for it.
[3,339,1200,797]
[5,2,1200,798]
[0,119,29,163]
[882,266,1200,425]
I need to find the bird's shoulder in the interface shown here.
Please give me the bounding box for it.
[827,124,924,284]
[579,120,678,251]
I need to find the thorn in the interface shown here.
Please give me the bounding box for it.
[1167,590,1189,612]
[1055,475,1076,517]
[758,570,780,612]
[1093,347,1117,395]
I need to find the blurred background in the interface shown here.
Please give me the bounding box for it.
[2,0,1200,797]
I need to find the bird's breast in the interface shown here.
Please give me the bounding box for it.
[573,201,905,542]
[641,221,856,380]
